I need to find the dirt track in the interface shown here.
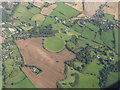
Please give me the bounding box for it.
[15,38,76,88]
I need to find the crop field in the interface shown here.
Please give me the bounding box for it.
[44,37,65,52]
[15,38,76,88]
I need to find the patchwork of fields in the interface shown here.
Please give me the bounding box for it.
[1,1,119,89]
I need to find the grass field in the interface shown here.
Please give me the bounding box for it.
[106,72,120,87]
[6,78,35,88]
[101,31,114,49]
[82,28,95,40]
[42,17,55,26]
[32,14,45,21]
[28,7,40,15]
[74,73,100,88]
[94,32,103,44]
[84,59,104,76]
[44,36,65,52]
[85,23,99,32]
[31,14,45,26]
[55,3,80,19]
[55,33,71,40]
[104,14,115,22]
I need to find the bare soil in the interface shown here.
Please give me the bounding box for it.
[15,38,76,88]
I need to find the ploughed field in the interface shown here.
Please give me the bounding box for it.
[15,38,76,88]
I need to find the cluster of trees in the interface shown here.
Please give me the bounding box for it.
[12,24,58,40]
[76,45,95,64]
[99,61,120,87]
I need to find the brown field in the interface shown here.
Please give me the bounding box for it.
[41,4,57,15]
[15,38,76,88]
[0,37,5,43]
[103,2,119,20]
[33,1,44,8]
[84,2,105,16]
[65,2,83,11]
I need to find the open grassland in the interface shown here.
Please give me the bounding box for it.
[44,37,65,52]
[15,38,76,88]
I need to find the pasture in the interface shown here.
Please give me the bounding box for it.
[85,23,99,32]
[101,31,114,49]
[44,37,65,52]
[82,28,95,40]
[84,59,104,76]
[42,17,55,26]
[6,78,35,88]
[55,3,80,19]
[106,72,120,87]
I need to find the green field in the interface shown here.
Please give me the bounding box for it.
[85,23,99,32]
[42,17,55,26]
[84,60,104,76]
[44,36,65,52]
[101,31,114,48]
[82,28,95,40]
[54,3,80,19]
[58,65,100,88]
[104,14,115,22]
[106,72,120,87]
[6,78,35,88]
[32,14,45,26]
